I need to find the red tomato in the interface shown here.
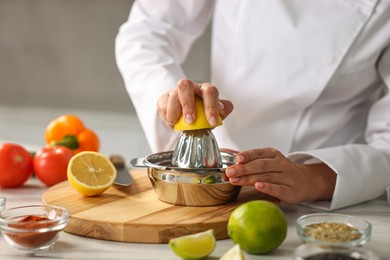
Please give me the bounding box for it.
[33,146,73,186]
[0,143,33,188]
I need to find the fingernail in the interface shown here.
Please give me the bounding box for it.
[209,116,217,126]
[255,182,265,189]
[226,168,236,177]
[218,101,224,110]
[236,154,244,163]
[185,114,194,124]
[230,177,240,183]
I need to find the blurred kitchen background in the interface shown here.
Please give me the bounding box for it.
[0,0,211,159]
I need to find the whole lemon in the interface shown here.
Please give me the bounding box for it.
[227,200,287,254]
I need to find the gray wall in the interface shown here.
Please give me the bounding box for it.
[0,0,210,113]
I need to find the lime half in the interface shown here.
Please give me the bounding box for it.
[169,229,216,260]
[220,244,246,260]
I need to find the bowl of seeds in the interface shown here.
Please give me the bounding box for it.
[296,213,371,249]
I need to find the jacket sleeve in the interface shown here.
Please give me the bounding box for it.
[288,46,390,211]
[115,0,214,153]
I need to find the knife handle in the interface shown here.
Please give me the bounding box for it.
[109,154,125,169]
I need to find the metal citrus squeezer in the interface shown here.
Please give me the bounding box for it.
[130,98,240,206]
[171,98,224,169]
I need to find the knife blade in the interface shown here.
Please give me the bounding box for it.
[110,154,133,186]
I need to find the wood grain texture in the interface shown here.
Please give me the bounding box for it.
[42,169,279,244]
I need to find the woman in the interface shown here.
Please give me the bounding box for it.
[115,0,390,210]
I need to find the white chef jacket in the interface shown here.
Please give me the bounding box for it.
[115,0,390,210]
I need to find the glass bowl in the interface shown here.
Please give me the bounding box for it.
[0,204,69,252]
[296,213,371,248]
[293,244,380,260]
[0,196,6,212]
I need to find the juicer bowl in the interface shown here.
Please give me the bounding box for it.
[130,151,241,206]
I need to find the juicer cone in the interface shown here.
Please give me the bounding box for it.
[172,129,223,168]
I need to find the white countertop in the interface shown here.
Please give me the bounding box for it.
[1,177,389,260]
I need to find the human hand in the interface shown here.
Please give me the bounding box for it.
[157,79,234,128]
[225,147,337,204]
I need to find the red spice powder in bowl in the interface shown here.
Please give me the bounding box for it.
[0,204,69,252]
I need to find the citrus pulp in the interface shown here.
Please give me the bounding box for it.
[168,229,216,260]
[220,244,246,260]
[67,151,117,196]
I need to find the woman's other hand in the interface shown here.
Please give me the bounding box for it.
[157,79,233,128]
[225,147,337,204]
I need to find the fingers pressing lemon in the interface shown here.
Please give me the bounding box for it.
[67,151,117,196]
[169,229,216,260]
[174,97,222,131]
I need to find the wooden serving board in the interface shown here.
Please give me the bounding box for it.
[42,169,279,244]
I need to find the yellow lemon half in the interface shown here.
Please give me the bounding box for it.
[174,97,222,131]
[227,200,287,255]
[67,151,117,196]
[169,229,216,260]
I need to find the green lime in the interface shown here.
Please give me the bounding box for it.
[227,200,287,254]
[168,229,216,259]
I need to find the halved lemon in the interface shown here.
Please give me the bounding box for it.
[67,151,117,196]
[220,244,246,260]
[174,97,222,131]
[169,229,216,260]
